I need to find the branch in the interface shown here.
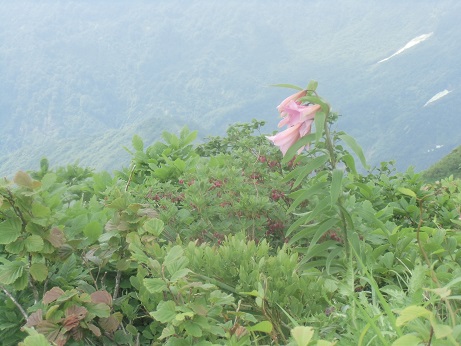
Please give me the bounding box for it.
[112,270,122,300]
[1,285,28,321]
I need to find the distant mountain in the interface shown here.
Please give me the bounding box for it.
[422,144,461,181]
[1,0,461,176]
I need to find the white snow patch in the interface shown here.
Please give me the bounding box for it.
[424,89,452,107]
[377,33,433,64]
[427,144,444,153]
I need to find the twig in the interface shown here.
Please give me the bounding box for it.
[112,270,122,300]
[125,165,136,192]
[1,285,28,321]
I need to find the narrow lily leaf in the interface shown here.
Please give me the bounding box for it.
[338,133,368,169]
[283,154,328,186]
[306,80,318,91]
[300,96,330,114]
[314,111,326,143]
[341,153,357,174]
[330,169,343,205]
[287,182,329,213]
[292,155,329,189]
[282,133,316,164]
[271,83,303,91]
[304,218,340,258]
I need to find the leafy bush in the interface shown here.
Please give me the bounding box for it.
[0,83,461,345]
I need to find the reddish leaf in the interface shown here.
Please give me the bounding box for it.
[43,287,65,304]
[65,305,88,320]
[62,315,80,331]
[47,227,66,248]
[88,323,102,337]
[70,327,84,341]
[26,309,43,327]
[99,313,123,333]
[14,171,33,188]
[90,290,112,306]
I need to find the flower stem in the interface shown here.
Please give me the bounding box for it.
[324,112,350,257]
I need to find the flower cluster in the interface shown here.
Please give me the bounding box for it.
[267,90,320,156]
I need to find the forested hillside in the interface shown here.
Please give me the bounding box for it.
[423,144,461,181]
[1,0,461,176]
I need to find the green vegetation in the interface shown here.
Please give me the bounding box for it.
[423,145,461,182]
[1,85,461,346]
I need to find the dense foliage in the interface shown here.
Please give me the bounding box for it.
[1,85,461,345]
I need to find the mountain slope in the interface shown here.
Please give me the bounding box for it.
[423,144,461,181]
[1,0,461,176]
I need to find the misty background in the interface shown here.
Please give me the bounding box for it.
[1,0,460,176]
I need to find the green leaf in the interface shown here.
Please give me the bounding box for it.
[284,155,329,188]
[29,263,49,282]
[132,134,144,152]
[180,127,198,146]
[314,111,326,143]
[32,202,51,218]
[341,153,357,174]
[397,187,417,198]
[306,80,318,91]
[287,182,329,213]
[143,278,167,293]
[86,303,111,318]
[246,321,273,334]
[56,289,78,302]
[0,260,25,285]
[0,218,22,244]
[141,218,164,236]
[151,300,176,323]
[25,235,44,252]
[164,245,188,275]
[170,268,191,282]
[291,326,314,346]
[330,169,343,205]
[5,239,25,254]
[391,334,422,346]
[183,321,202,337]
[271,83,303,90]
[432,323,452,339]
[83,221,103,242]
[338,133,368,169]
[396,306,431,327]
[282,133,316,164]
[12,271,28,290]
[18,327,52,346]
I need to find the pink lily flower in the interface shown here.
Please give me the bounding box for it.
[268,91,320,156]
[278,101,320,128]
[276,90,307,115]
